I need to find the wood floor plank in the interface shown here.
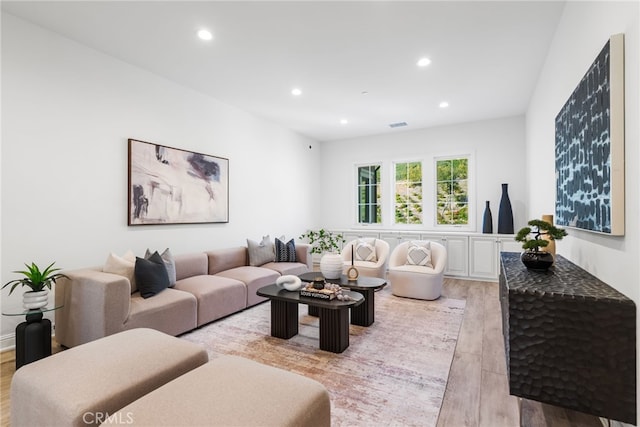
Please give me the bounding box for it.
[437,351,482,427]
[453,283,485,356]
[521,400,572,427]
[481,282,507,375]
[479,369,520,427]
[442,278,470,300]
[1,349,16,427]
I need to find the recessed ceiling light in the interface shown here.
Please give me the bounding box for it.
[439,101,449,108]
[417,57,431,67]
[291,88,302,96]
[197,29,213,41]
[340,119,348,125]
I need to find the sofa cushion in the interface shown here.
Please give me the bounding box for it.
[127,289,197,335]
[215,266,279,307]
[174,275,247,326]
[207,247,248,274]
[262,261,308,276]
[247,235,275,266]
[145,248,176,286]
[135,252,171,298]
[174,252,208,280]
[102,355,330,427]
[104,250,137,293]
[275,238,297,262]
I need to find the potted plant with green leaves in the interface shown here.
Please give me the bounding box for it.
[515,219,568,271]
[2,262,68,309]
[299,229,345,279]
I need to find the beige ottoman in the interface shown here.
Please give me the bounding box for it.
[11,328,208,427]
[102,355,331,426]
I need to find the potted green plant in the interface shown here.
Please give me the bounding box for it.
[515,219,568,271]
[299,229,345,279]
[2,262,68,309]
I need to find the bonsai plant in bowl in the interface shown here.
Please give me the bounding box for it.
[2,262,68,309]
[299,229,345,279]
[515,219,568,271]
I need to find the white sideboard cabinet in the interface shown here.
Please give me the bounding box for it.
[469,236,522,279]
[331,229,517,281]
[421,234,469,277]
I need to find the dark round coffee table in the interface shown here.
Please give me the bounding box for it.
[256,284,363,353]
[298,272,387,326]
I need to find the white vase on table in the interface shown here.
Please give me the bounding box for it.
[320,253,343,279]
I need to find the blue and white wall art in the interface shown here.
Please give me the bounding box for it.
[555,34,625,235]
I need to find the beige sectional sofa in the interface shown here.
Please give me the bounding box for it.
[55,244,311,348]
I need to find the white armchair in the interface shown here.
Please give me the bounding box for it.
[341,238,390,279]
[388,240,446,300]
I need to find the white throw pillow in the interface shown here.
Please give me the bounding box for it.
[247,235,275,266]
[406,241,433,268]
[355,238,377,262]
[104,250,137,293]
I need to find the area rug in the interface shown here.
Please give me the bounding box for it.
[181,286,465,426]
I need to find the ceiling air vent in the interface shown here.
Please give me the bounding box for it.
[389,122,408,128]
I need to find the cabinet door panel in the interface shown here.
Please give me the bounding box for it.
[379,232,421,254]
[470,237,497,278]
[443,236,468,276]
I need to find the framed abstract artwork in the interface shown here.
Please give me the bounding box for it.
[555,34,624,235]
[128,139,229,225]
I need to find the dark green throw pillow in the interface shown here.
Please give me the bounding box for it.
[135,251,170,298]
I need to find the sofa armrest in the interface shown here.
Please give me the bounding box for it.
[389,243,409,268]
[295,243,312,270]
[55,269,131,348]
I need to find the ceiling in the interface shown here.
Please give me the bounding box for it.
[2,1,565,142]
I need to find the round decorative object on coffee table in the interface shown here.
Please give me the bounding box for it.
[320,253,343,279]
[275,275,303,291]
[346,266,359,281]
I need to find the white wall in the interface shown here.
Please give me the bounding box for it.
[526,3,639,424]
[526,1,639,301]
[319,116,528,233]
[0,14,321,343]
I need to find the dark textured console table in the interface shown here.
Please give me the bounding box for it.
[499,252,636,424]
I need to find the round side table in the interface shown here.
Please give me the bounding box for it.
[2,305,63,369]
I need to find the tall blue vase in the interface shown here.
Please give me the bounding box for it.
[482,201,493,234]
[497,183,514,234]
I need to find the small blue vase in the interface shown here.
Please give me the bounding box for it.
[482,201,493,234]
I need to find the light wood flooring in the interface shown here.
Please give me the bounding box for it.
[0,279,604,427]
[438,278,602,427]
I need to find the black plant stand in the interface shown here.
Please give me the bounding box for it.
[16,311,52,369]
[3,306,61,370]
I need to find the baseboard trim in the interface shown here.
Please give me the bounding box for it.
[1,333,16,352]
